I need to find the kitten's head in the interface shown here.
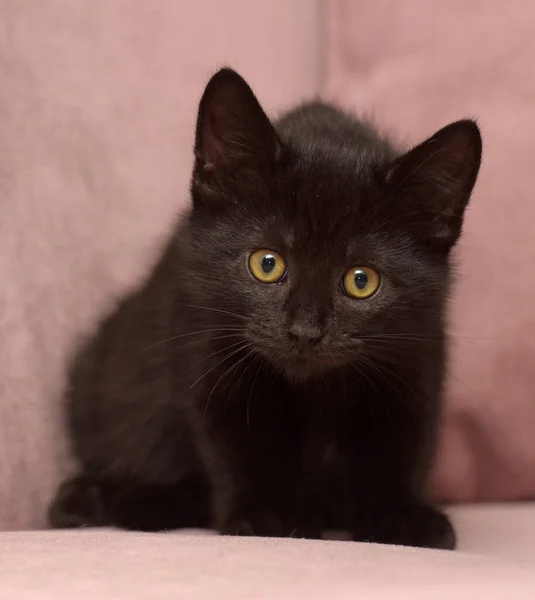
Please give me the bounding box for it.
[187,68,482,381]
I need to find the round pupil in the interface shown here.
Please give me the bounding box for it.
[354,270,368,290]
[261,254,276,274]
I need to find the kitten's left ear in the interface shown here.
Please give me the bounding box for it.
[387,120,482,251]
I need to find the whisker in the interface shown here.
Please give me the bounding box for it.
[171,332,246,353]
[204,348,255,417]
[355,332,493,343]
[443,368,480,400]
[177,303,249,322]
[362,341,481,404]
[355,335,476,346]
[335,349,378,428]
[351,354,393,422]
[362,354,422,419]
[188,339,249,373]
[344,348,421,420]
[190,342,251,390]
[143,328,246,352]
[246,360,264,429]
[222,349,256,399]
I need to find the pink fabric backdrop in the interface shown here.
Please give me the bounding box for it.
[325,0,535,501]
[0,0,319,530]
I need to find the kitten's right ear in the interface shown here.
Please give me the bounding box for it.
[387,119,482,251]
[192,68,280,199]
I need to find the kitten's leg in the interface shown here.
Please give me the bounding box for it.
[348,419,456,550]
[49,473,211,531]
[288,438,333,540]
[202,405,296,538]
[48,474,107,528]
[288,470,325,539]
[208,444,293,538]
[107,474,211,531]
[354,496,455,550]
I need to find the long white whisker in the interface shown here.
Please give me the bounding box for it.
[177,303,249,322]
[359,352,421,419]
[204,349,255,417]
[171,333,246,353]
[142,327,246,352]
[246,360,264,429]
[223,349,257,399]
[190,342,251,390]
[188,339,249,373]
[349,353,393,423]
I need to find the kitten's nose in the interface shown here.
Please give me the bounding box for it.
[287,324,323,351]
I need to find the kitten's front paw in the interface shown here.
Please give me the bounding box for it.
[289,525,323,540]
[354,502,456,550]
[218,511,287,538]
[48,474,106,528]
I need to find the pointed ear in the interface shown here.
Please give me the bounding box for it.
[387,120,482,251]
[192,68,280,197]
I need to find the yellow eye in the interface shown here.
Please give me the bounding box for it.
[249,250,286,283]
[343,267,380,299]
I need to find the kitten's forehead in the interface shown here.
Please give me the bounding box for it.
[272,106,396,237]
[273,148,391,253]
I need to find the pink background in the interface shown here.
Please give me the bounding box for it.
[0,0,319,530]
[325,0,535,502]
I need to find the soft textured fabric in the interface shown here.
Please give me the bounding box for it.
[0,505,534,599]
[0,0,320,531]
[325,0,535,502]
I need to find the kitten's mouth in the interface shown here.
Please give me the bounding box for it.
[272,350,347,382]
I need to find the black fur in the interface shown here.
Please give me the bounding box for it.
[49,68,482,549]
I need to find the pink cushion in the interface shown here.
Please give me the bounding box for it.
[0,505,534,599]
[325,0,535,501]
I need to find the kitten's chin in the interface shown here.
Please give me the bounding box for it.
[272,353,346,383]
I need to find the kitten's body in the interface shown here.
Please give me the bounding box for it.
[50,70,481,548]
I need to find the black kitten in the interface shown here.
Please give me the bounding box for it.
[49,68,481,549]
